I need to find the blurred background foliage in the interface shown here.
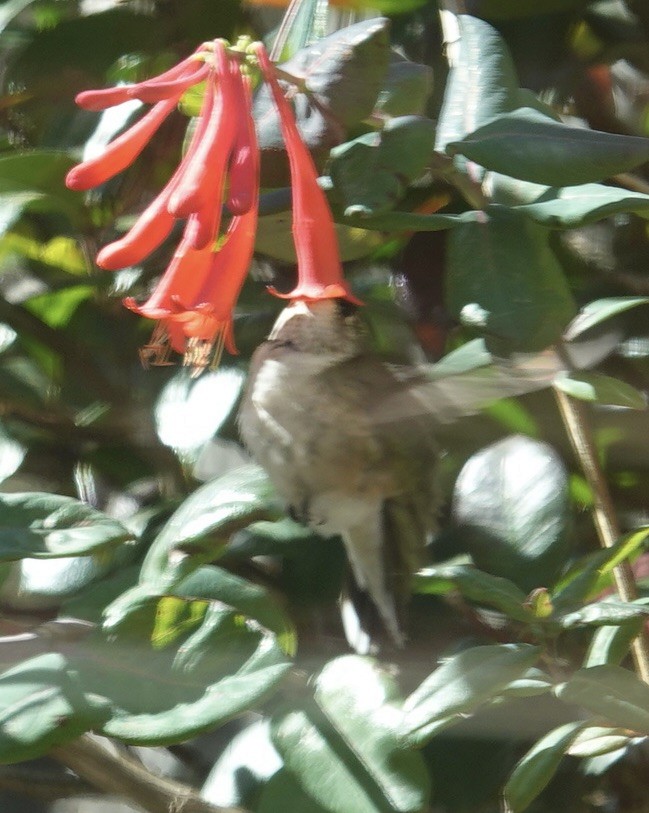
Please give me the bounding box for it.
[0,1,648,812]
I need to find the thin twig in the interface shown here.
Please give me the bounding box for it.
[553,387,649,683]
[52,734,248,813]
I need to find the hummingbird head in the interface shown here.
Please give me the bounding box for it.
[268,299,365,358]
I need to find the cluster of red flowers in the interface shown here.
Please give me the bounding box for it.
[66,40,357,370]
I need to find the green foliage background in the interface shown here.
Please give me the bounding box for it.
[0,1,648,812]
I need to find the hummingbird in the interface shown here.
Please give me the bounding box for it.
[238,297,559,650]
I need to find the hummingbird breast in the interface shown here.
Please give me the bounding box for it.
[238,339,439,537]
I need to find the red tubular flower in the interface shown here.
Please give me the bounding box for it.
[167,41,238,233]
[96,80,216,270]
[75,52,203,111]
[170,76,260,364]
[255,43,360,305]
[227,69,259,216]
[65,94,181,191]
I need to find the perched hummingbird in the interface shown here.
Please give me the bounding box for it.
[238,298,558,649]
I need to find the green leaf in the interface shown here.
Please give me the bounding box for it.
[553,372,646,409]
[375,55,433,117]
[448,108,649,186]
[494,177,649,228]
[564,297,649,341]
[329,116,435,217]
[0,0,39,33]
[446,207,576,352]
[413,564,534,623]
[435,15,520,152]
[258,769,330,813]
[568,726,638,759]
[0,653,111,763]
[273,656,430,813]
[558,600,649,629]
[90,596,289,744]
[108,566,297,657]
[503,721,585,812]
[556,665,649,734]
[453,435,572,592]
[584,620,646,668]
[140,464,283,586]
[553,527,649,607]
[402,644,540,746]
[154,367,245,454]
[0,493,132,560]
[0,152,82,224]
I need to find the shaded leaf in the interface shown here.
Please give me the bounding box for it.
[503,721,585,812]
[0,653,111,763]
[402,644,540,746]
[448,108,649,186]
[446,207,576,352]
[91,596,289,744]
[553,372,646,409]
[375,54,433,117]
[140,464,283,586]
[329,116,435,217]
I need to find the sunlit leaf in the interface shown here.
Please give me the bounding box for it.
[402,644,540,746]
[273,655,430,813]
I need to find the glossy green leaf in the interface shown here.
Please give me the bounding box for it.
[453,435,572,592]
[0,653,111,763]
[273,655,430,813]
[564,297,649,341]
[140,464,283,586]
[493,177,649,228]
[553,372,646,409]
[568,726,638,758]
[448,108,649,186]
[86,596,289,744]
[155,367,245,454]
[584,619,646,668]
[0,493,132,560]
[108,566,296,656]
[556,666,649,734]
[447,207,576,352]
[375,55,433,117]
[503,722,585,812]
[553,527,649,608]
[402,644,540,746]
[413,564,534,623]
[558,600,649,629]
[329,116,435,217]
[435,15,519,152]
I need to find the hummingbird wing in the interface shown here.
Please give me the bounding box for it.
[369,347,561,426]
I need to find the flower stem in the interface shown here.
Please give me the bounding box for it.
[553,386,649,683]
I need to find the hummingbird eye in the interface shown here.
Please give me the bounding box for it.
[335,299,358,319]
